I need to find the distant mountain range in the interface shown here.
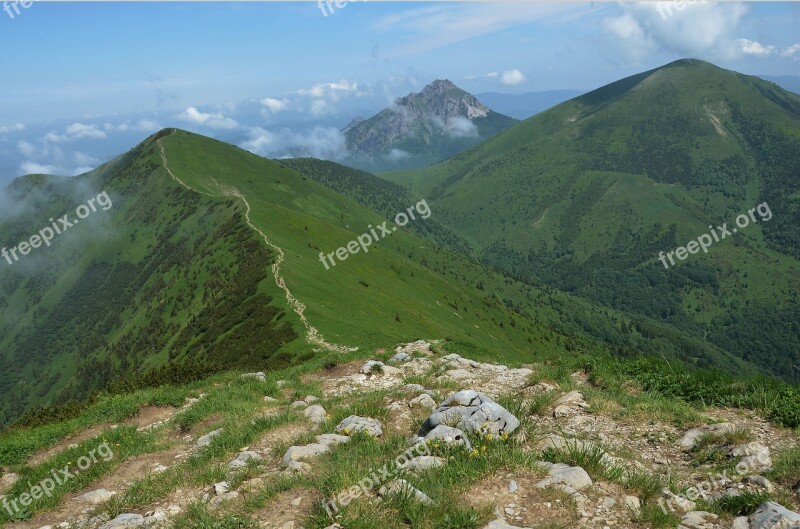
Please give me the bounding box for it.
[342,80,517,172]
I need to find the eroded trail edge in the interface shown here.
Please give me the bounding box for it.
[157,129,356,353]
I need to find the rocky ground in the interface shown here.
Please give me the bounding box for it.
[1,340,798,529]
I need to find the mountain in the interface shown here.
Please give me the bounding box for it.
[343,80,517,171]
[385,59,800,383]
[476,89,585,119]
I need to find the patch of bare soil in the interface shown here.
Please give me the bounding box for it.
[250,488,320,528]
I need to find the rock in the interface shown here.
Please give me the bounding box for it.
[0,472,18,489]
[97,513,145,529]
[744,476,774,493]
[264,396,279,403]
[661,490,697,514]
[537,434,592,453]
[389,352,411,363]
[290,400,308,408]
[281,444,330,468]
[361,360,386,374]
[482,520,532,529]
[418,390,520,437]
[553,405,572,418]
[214,482,230,495]
[304,405,327,424]
[197,428,223,448]
[732,517,750,529]
[529,382,559,394]
[405,383,426,392]
[508,480,518,493]
[75,488,115,505]
[241,372,266,382]
[680,511,718,529]
[555,390,587,407]
[445,369,475,380]
[409,394,437,410]
[379,479,434,505]
[304,395,319,403]
[336,415,383,437]
[678,423,735,450]
[395,340,432,355]
[285,461,312,472]
[749,502,800,529]
[291,496,302,506]
[208,491,239,508]
[733,443,772,472]
[624,495,641,516]
[398,456,446,472]
[315,433,351,447]
[535,463,592,491]
[227,451,262,470]
[420,425,472,449]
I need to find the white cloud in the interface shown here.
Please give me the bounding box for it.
[603,3,749,61]
[466,72,499,81]
[17,139,37,157]
[739,38,775,57]
[386,148,410,161]
[20,161,58,175]
[296,80,365,100]
[260,97,289,113]
[500,69,527,86]
[240,126,349,161]
[45,122,107,143]
[178,107,239,129]
[444,117,479,138]
[0,123,25,134]
[781,43,800,58]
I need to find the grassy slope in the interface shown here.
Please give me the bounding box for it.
[383,59,800,381]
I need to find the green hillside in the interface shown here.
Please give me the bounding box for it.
[385,59,800,382]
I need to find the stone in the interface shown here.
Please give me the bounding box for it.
[304,405,327,424]
[680,511,718,529]
[483,520,532,529]
[398,456,446,472]
[624,495,641,515]
[291,497,302,506]
[264,396,279,403]
[420,425,472,449]
[409,394,437,410]
[749,502,800,529]
[336,415,383,437]
[535,463,592,491]
[537,434,592,452]
[304,395,319,403]
[555,390,587,407]
[214,482,230,495]
[361,360,386,374]
[208,491,239,508]
[97,513,145,529]
[678,423,735,450]
[744,475,774,493]
[241,372,266,382]
[75,488,115,505]
[227,451,262,470]
[0,472,18,489]
[508,480,519,493]
[197,428,223,448]
[732,517,750,529]
[281,444,330,468]
[315,433,351,447]
[379,479,434,505]
[661,490,697,514]
[418,390,520,437]
[290,400,308,408]
[553,405,572,418]
[389,352,411,363]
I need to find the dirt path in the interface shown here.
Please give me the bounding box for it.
[157,130,356,354]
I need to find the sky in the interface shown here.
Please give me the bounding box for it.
[0,1,798,183]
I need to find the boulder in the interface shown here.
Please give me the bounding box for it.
[678,423,735,450]
[749,502,800,529]
[398,456,446,472]
[361,360,386,374]
[227,451,262,470]
[241,372,266,382]
[389,352,411,363]
[336,415,383,437]
[97,513,146,529]
[418,390,519,437]
[304,405,327,424]
[315,433,351,447]
[534,463,592,491]
[419,424,472,449]
[197,428,223,448]
[281,444,330,468]
[75,488,115,505]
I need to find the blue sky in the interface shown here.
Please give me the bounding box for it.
[0,2,798,182]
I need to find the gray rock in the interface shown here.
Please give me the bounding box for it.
[680,511,718,529]
[241,372,266,382]
[379,479,434,505]
[398,456,446,472]
[361,360,386,374]
[197,428,223,448]
[214,482,230,495]
[315,433,351,447]
[749,502,800,529]
[535,463,592,491]
[418,390,519,437]
[303,404,327,424]
[409,394,437,410]
[290,400,308,408]
[482,520,532,529]
[678,423,735,450]
[389,352,411,363]
[624,495,641,515]
[281,443,330,468]
[97,513,146,529]
[0,472,18,489]
[508,479,518,493]
[420,424,472,449]
[744,475,774,493]
[208,491,239,508]
[227,451,262,470]
[732,517,750,529]
[74,488,115,505]
[336,415,383,437]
